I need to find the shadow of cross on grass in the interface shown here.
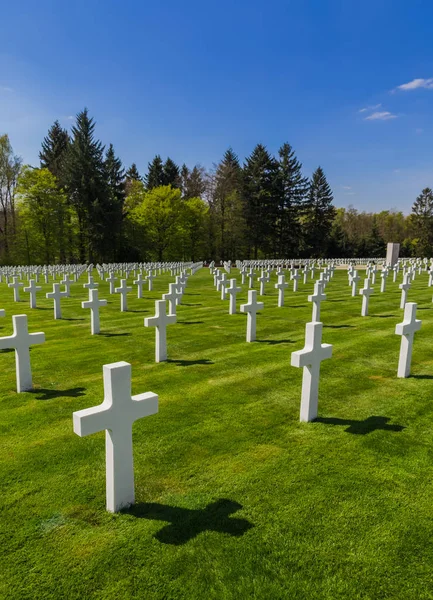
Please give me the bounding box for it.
[29,387,86,401]
[315,416,405,435]
[126,499,253,545]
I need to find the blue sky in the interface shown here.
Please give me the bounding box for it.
[1,0,433,213]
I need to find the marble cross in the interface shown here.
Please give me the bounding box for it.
[23,279,42,309]
[0,314,45,392]
[308,281,327,321]
[133,273,145,299]
[61,275,73,297]
[115,279,132,312]
[163,283,180,316]
[8,276,23,302]
[291,321,332,422]
[275,274,288,307]
[83,275,98,291]
[106,272,118,294]
[240,290,264,342]
[380,270,388,293]
[240,267,247,285]
[247,270,255,288]
[220,273,228,300]
[82,289,108,335]
[258,271,267,296]
[144,300,176,362]
[399,273,411,309]
[46,283,68,319]
[395,302,421,378]
[227,278,242,314]
[73,361,158,512]
[292,270,300,292]
[359,278,373,316]
[146,270,155,291]
[351,270,360,297]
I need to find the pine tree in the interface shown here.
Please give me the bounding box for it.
[126,163,141,181]
[212,148,244,259]
[302,166,335,257]
[242,144,279,259]
[276,143,309,256]
[162,157,180,188]
[104,144,125,260]
[64,108,108,262]
[39,120,70,184]
[145,155,164,189]
[411,188,433,256]
[184,165,206,199]
[180,164,190,197]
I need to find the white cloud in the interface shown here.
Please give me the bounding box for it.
[358,103,382,113]
[341,185,352,190]
[396,78,433,91]
[0,86,13,93]
[365,111,397,121]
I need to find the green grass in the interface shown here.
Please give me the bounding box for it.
[1,268,433,599]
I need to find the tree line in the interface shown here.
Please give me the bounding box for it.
[0,109,430,264]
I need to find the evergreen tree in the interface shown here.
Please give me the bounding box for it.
[39,121,70,184]
[180,164,190,197]
[184,165,207,199]
[145,155,164,189]
[104,144,125,260]
[242,144,279,258]
[212,148,244,259]
[411,188,433,256]
[302,167,335,257]
[126,163,141,181]
[64,109,108,262]
[162,157,180,188]
[276,143,309,256]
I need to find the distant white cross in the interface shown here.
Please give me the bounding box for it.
[73,361,158,512]
[291,321,332,422]
[380,269,388,293]
[61,275,73,297]
[144,300,177,362]
[240,290,264,342]
[220,273,228,300]
[308,281,327,321]
[82,289,108,334]
[147,270,155,291]
[247,270,255,288]
[399,273,411,309]
[227,278,242,314]
[240,267,247,285]
[292,270,300,292]
[46,283,68,319]
[83,275,98,291]
[359,278,373,316]
[395,302,421,378]
[115,279,132,312]
[23,279,42,309]
[8,276,23,302]
[258,271,267,296]
[134,273,145,299]
[350,270,360,297]
[275,274,288,307]
[0,314,45,392]
[371,265,377,285]
[163,283,181,316]
[106,272,117,294]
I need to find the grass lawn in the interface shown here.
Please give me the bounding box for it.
[1,267,433,599]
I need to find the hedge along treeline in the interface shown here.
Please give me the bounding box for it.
[0,109,429,264]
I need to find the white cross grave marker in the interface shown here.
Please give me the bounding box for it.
[73,361,158,512]
[395,302,421,378]
[23,279,42,309]
[46,283,68,319]
[359,278,373,316]
[106,272,117,294]
[8,277,23,302]
[240,290,264,342]
[351,270,360,297]
[162,283,180,316]
[308,281,327,321]
[82,289,108,334]
[115,279,132,312]
[275,274,288,307]
[399,273,411,309]
[83,275,98,291]
[291,321,332,422]
[144,300,176,362]
[134,273,145,299]
[0,314,45,392]
[227,278,242,314]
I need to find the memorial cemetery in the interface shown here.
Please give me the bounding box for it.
[2,38,433,594]
[2,253,433,599]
